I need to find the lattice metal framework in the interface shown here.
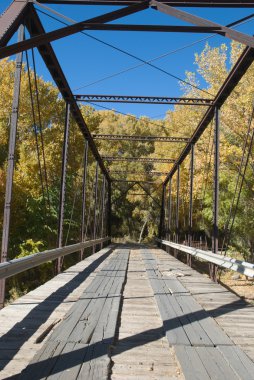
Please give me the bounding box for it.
[93,134,189,142]
[103,156,175,163]
[75,94,214,106]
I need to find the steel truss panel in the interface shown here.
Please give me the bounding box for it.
[103,156,175,163]
[0,1,150,59]
[164,45,254,184]
[112,180,157,183]
[25,5,110,181]
[75,94,213,105]
[110,171,168,175]
[36,0,254,7]
[92,134,189,142]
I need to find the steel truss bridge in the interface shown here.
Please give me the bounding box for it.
[1,0,254,379]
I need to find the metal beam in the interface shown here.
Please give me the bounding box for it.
[25,6,110,181]
[93,134,189,142]
[103,156,175,163]
[151,0,254,48]
[0,0,29,48]
[36,0,254,7]
[157,239,254,278]
[164,45,254,184]
[110,170,168,176]
[93,162,99,252]
[113,180,157,183]
[0,1,149,59]
[107,180,112,237]
[80,140,89,260]
[56,102,70,274]
[64,24,223,33]
[0,238,110,280]
[0,25,24,308]
[111,181,137,205]
[138,183,161,206]
[76,94,213,106]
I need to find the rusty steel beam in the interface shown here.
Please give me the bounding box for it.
[113,180,157,183]
[25,5,110,181]
[93,134,189,142]
[110,170,168,176]
[151,0,254,48]
[75,94,213,105]
[36,0,254,7]
[164,45,254,184]
[103,156,175,163]
[0,0,29,48]
[66,24,221,33]
[0,1,149,59]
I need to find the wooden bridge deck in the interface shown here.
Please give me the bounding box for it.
[0,244,254,379]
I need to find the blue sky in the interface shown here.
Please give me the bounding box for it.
[1,1,254,118]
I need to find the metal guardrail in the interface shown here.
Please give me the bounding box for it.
[0,237,110,280]
[156,238,254,278]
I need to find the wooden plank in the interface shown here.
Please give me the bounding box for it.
[19,248,130,379]
[19,341,65,379]
[178,294,233,346]
[174,346,210,380]
[196,347,240,380]
[155,293,191,345]
[218,345,254,380]
[56,343,88,380]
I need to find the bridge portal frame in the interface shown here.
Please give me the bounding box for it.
[0,0,254,300]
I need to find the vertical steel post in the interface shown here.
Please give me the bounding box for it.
[80,140,88,261]
[159,185,166,246]
[100,175,106,249]
[56,102,70,274]
[168,178,172,239]
[174,166,180,257]
[167,178,172,253]
[0,25,24,309]
[93,162,99,253]
[107,180,112,241]
[176,166,180,242]
[211,107,220,281]
[188,144,194,266]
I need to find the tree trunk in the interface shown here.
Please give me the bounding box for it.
[138,219,148,243]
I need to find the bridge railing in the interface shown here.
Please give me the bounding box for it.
[156,238,254,278]
[0,237,110,280]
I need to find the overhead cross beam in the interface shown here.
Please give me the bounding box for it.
[103,156,175,163]
[2,0,254,60]
[35,0,254,7]
[93,134,189,142]
[110,171,168,176]
[66,24,227,33]
[0,1,150,59]
[75,95,213,106]
[113,180,157,183]
[151,0,254,48]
